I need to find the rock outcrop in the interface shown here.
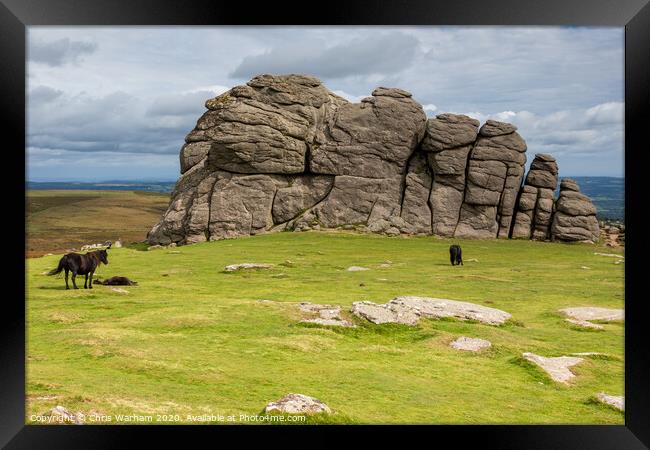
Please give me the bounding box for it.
[511,154,558,240]
[148,74,600,245]
[550,179,600,242]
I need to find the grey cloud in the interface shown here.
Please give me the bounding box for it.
[230,32,419,79]
[29,37,98,66]
[146,91,215,117]
[28,89,194,158]
[29,85,64,103]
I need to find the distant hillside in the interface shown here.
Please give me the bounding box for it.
[27,181,175,193]
[27,176,624,222]
[559,177,624,221]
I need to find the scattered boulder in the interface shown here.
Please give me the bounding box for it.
[224,263,274,272]
[113,239,123,248]
[44,406,84,424]
[264,393,331,414]
[81,241,112,252]
[347,266,370,272]
[351,296,511,326]
[595,393,624,411]
[450,336,492,352]
[522,352,584,383]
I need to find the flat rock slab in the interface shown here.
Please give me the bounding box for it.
[351,301,420,325]
[299,302,355,327]
[559,307,624,328]
[299,303,341,318]
[301,318,355,327]
[224,263,274,272]
[394,296,512,325]
[565,318,604,330]
[450,336,492,352]
[45,406,84,424]
[264,393,331,414]
[596,393,624,411]
[594,252,624,258]
[351,297,511,326]
[347,266,370,272]
[522,352,584,383]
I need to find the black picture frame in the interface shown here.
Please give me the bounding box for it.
[3,0,648,447]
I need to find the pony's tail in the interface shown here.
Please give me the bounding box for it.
[47,258,64,276]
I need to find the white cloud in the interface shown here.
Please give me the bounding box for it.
[26,26,624,180]
[459,102,624,176]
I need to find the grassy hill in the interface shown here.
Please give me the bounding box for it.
[26,190,170,257]
[26,232,624,424]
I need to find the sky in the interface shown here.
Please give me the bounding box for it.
[26,26,624,181]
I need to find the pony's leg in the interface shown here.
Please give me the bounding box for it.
[64,269,69,290]
[89,271,94,289]
[84,274,88,289]
[72,272,78,289]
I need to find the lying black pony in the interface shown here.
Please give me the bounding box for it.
[94,276,138,286]
[47,244,110,289]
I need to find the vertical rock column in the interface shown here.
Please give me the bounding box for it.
[420,114,479,237]
[511,153,558,240]
[550,178,600,242]
[454,120,527,239]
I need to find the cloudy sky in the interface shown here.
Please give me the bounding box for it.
[27,26,624,181]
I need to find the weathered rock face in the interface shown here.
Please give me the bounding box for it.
[455,120,528,239]
[550,178,600,242]
[511,153,559,240]
[421,114,478,237]
[148,74,600,245]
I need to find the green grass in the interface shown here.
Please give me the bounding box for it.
[26,231,624,424]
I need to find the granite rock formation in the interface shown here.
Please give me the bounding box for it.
[148,74,600,245]
[511,153,559,240]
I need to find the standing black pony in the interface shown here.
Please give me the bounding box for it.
[47,244,110,289]
[449,244,463,266]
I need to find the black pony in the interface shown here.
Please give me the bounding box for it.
[47,244,110,289]
[449,244,463,266]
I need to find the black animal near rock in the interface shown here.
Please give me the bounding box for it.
[147,74,600,246]
[94,276,138,286]
[47,247,110,290]
[449,245,463,266]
